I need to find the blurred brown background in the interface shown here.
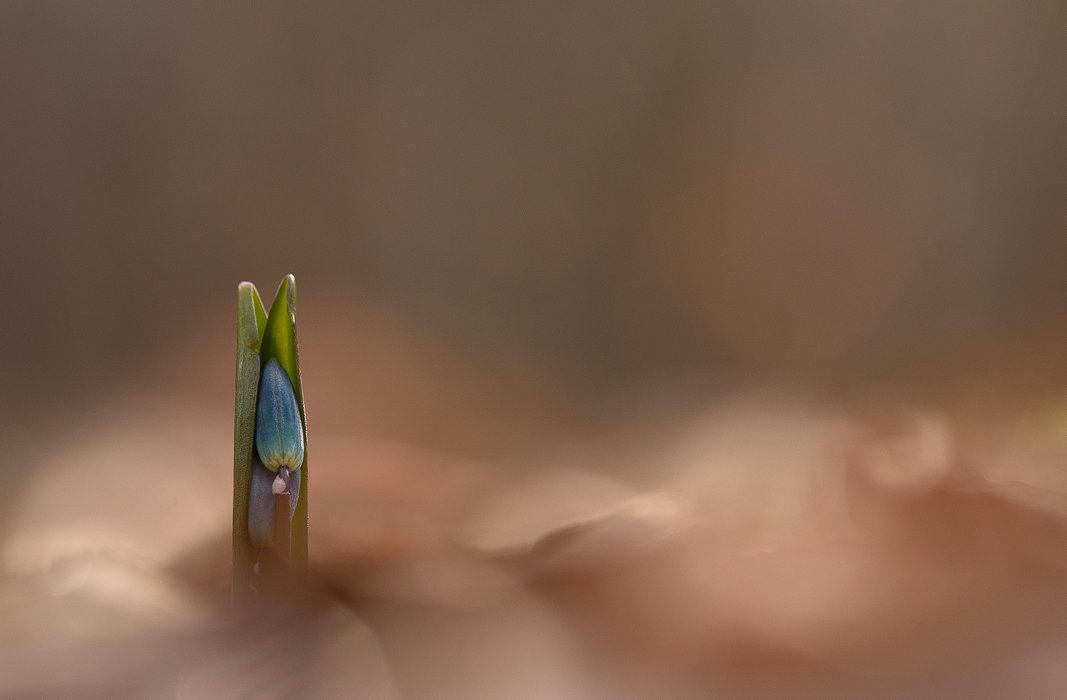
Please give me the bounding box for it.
[4,2,1067,697]
[5,0,1066,430]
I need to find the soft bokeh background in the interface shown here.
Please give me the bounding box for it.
[3,2,1067,698]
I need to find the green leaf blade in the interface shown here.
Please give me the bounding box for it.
[232,281,264,601]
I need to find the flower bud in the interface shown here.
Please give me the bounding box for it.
[254,358,304,473]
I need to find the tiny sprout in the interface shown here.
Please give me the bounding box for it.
[233,275,309,600]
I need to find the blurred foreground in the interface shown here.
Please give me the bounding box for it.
[4,309,1067,699]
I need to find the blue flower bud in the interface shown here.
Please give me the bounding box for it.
[254,358,304,473]
[247,457,301,548]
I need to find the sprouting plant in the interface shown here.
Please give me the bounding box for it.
[232,275,309,602]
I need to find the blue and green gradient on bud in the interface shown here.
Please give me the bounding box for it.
[255,358,305,473]
[233,275,309,598]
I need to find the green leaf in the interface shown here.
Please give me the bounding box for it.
[232,281,265,601]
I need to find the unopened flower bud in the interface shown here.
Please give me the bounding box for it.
[254,358,304,473]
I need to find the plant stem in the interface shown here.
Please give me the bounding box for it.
[272,469,292,565]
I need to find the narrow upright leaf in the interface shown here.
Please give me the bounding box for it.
[232,281,265,601]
